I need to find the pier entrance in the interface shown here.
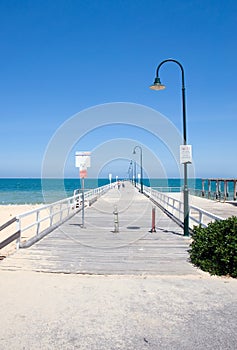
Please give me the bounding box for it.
[0,182,199,275]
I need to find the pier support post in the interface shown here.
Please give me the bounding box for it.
[215,180,220,200]
[208,180,211,199]
[202,179,205,197]
[224,181,227,201]
[234,181,237,201]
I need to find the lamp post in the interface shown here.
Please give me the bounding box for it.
[130,160,133,183]
[133,146,143,193]
[134,161,137,187]
[128,160,132,182]
[150,58,189,236]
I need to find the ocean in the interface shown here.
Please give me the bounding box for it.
[0,178,199,205]
[0,178,235,205]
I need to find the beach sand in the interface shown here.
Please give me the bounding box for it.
[0,204,43,257]
[0,204,43,224]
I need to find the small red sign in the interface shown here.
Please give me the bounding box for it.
[80,169,87,178]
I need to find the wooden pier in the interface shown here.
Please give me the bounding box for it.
[0,182,199,275]
[201,178,237,201]
[1,181,236,275]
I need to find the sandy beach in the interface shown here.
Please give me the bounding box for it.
[0,204,43,225]
[0,204,43,256]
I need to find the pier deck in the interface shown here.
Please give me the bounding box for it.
[0,182,200,275]
[2,183,236,275]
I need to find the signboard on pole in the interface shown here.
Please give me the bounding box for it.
[75,151,91,178]
[75,151,91,228]
[180,145,192,164]
[75,151,91,168]
[109,173,112,188]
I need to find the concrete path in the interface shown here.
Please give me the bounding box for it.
[0,270,237,350]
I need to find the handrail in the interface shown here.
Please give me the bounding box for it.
[152,186,182,193]
[0,217,21,250]
[141,184,224,229]
[0,183,112,251]
[19,183,112,248]
[0,217,17,231]
[189,188,232,202]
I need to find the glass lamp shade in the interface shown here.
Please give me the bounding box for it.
[149,77,166,90]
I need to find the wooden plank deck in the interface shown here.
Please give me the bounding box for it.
[0,183,201,275]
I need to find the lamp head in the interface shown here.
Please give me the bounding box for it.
[149,77,166,91]
[133,149,136,155]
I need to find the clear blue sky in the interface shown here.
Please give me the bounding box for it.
[0,0,236,179]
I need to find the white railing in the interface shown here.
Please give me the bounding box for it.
[140,184,224,229]
[152,186,182,193]
[16,183,112,248]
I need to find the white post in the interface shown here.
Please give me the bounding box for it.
[109,173,112,188]
[36,210,40,236]
[16,217,20,250]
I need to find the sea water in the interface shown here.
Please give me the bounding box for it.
[0,178,204,205]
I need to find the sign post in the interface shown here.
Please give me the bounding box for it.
[75,152,91,228]
[109,173,112,188]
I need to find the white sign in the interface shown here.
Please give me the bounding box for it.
[75,151,91,168]
[180,145,192,164]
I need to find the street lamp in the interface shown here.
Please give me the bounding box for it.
[133,146,143,193]
[150,58,189,236]
[128,160,133,182]
[134,161,137,187]
[130,160,133,184]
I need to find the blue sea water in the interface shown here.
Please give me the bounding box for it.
[0,178,109,204]
[0,178,203,205]
[1,178,236,205]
